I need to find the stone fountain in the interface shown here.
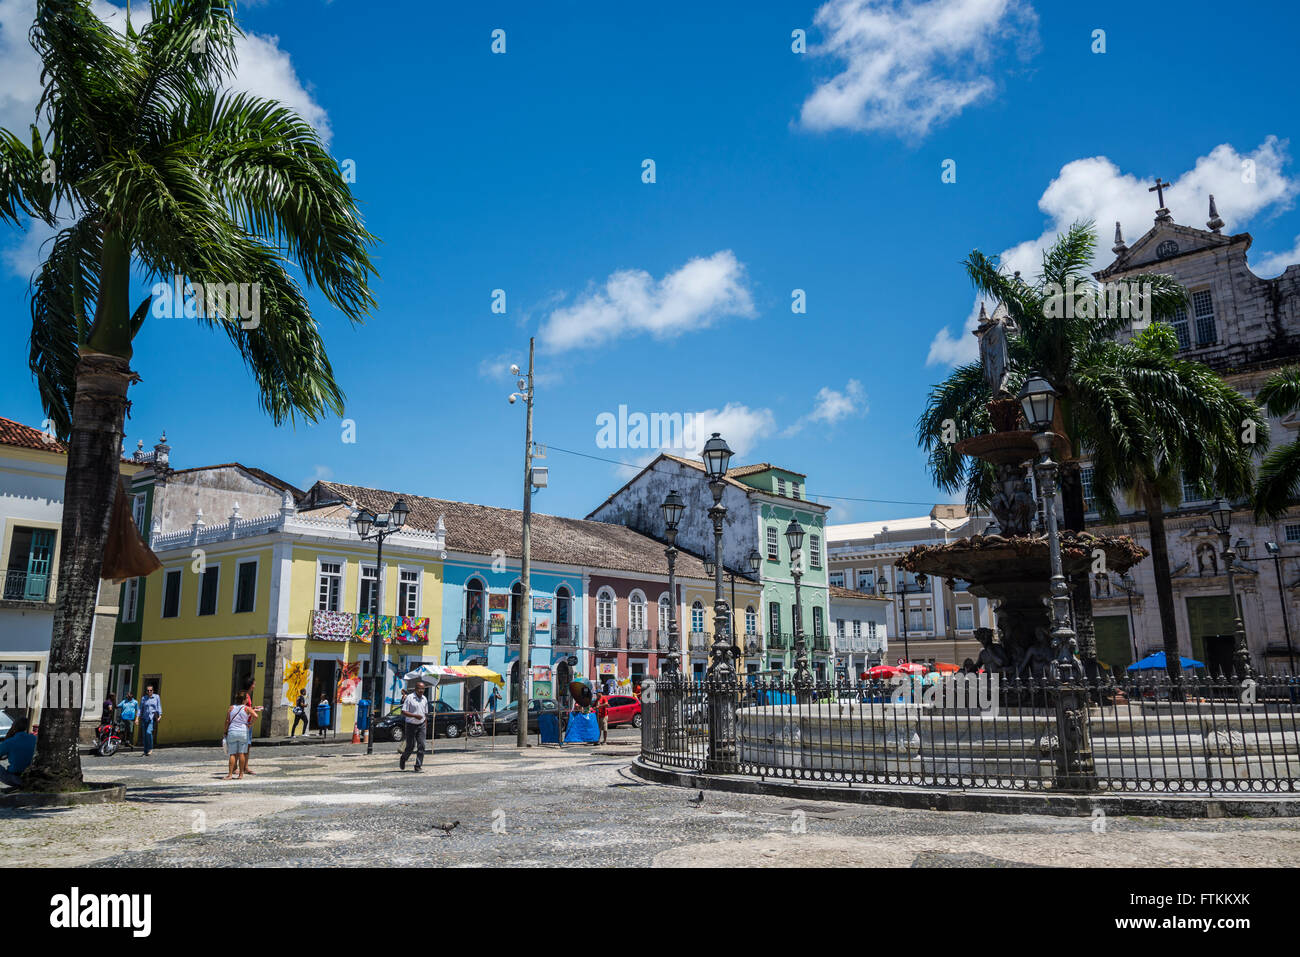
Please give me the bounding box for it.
[899,305,1148,674]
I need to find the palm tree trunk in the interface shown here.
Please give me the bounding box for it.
[23,353,134,792]
[1138,482,1184,684]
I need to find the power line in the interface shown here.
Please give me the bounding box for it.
[537,441,942,509]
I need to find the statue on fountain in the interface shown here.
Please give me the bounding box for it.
[977,302,1016,398]
[988,466,1037,537]
[973,628,1011,679]
[1016,625,1055,680]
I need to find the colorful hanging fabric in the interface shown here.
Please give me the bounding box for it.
[354,614,395,642]
[312,610,354,640]
[391,617,430,643]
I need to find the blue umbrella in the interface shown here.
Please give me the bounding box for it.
[1127,651,1204,671]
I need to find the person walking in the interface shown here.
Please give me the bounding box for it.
[315,694,332,737]
[595,694,609,745]
[223,694,255,780]
[118,691,137,748]
[486,684,501,713]
[399,681,429,771]
[290,690,309,736]
[141,685,162,756]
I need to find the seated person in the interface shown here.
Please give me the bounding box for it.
[0,717,37,789]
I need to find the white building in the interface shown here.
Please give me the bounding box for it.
[828,585,890,679]
[0,416,137,739]
[826,505,995,665]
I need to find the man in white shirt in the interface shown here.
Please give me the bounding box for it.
[399,681,429,771]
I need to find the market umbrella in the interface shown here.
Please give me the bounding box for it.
[864,665,898,678]
[1127,651,1204,671]
[931,662,961,673]
[896,662,927,675]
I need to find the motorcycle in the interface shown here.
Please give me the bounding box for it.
[95,720,126,757]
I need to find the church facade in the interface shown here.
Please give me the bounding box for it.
[1083,197,1300,673]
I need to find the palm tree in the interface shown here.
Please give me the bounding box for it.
[0,0,377,791]
[919,223,1263,682]
[1253,366,1300,520]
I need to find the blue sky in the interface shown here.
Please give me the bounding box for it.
[2,0,1298,525]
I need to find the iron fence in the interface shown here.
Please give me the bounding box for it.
[639,673,1300,794]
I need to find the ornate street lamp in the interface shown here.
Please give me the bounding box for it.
[701,433,737,771]
[660,490,685,746]
[1209,499,1252,679]
[748,548,762,575]
[785,517,813,698]
[354,498,409,755]
[1020,373,1095,789]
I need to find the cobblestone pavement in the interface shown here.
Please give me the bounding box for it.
[4,732,1300,867]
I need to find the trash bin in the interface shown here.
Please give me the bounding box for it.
[356,699,371,732]
[538,710,560,744]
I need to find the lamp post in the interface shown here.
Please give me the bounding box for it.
[876,577,912,664]
[785,517,813,699]
[1209,499,1253,680]
[1119,573,1140,665]
[353,498,410,756]
[701,432,737,770]
[705,549,763,661]
[660,491,684,746]
[508,340,537,748]
[1020,372,1095,789]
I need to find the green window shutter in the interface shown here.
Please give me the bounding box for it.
[1092,615,1132,670]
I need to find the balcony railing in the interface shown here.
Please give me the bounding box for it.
[655,632,674,652]
[627,629,652,651]
[767,633,790,650]
[458,618,488,647]
[3,569,50,602]
[595,626,621,649]
[688,630,712,652]
[552,623,576,648]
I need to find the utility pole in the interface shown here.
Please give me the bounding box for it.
[516,339,535,748]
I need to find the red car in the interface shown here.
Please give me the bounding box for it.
[597,693,642,728]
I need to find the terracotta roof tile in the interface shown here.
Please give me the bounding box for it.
[0,416,66,453]
[305,481,721,580]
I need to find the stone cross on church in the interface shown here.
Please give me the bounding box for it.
[1149,177,1173,221]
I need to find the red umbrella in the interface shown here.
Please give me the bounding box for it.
[895,662,927,675]
[864,665,899,678]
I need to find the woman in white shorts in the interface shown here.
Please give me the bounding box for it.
[224,695,255,779]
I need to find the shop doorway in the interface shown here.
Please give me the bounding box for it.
[555,660,572,707]
[310,660,338,731]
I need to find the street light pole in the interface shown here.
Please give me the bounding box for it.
[1120,573,1139,665]
[701,433,736,771]
[660,491,685,747]
[509,340,536,748]
[353,499,410,756]
[1021,372,1095,790]
[785,518,811,699]
[1209,500,1252,681]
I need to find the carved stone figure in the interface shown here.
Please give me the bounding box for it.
[973,627,1011,677]
[1016,626,1054,680]
[1197,543,1218,576]
[976,302,1015,397]
[989,464,1037,536]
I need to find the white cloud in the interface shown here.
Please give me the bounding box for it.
[688,404,777,460]
[1253,236,1300,278]
[0,0,333,277]
[783,379,868,435]
[926,137,1300,366]
[306,464,334,487]
[538,251,755,353]
[800,0,1038,140]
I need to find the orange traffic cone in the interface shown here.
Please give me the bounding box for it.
[351,725,361,744]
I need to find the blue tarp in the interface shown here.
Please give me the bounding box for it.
[564,712,600,743]
[538,711,561,744]
[1127,651,1204,671]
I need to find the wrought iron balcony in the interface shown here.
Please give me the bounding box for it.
[3,569,50,602]
[655,631,674,652]
[688,630,711,652]
[595,626,621,649]
[767,632,790,650]
[458,618,488,648]
[811,634,830,653]
[552,623,576,648]
[626,629,652,651]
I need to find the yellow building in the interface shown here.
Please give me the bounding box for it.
[679,578,763,680]
[137,477,444,744]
